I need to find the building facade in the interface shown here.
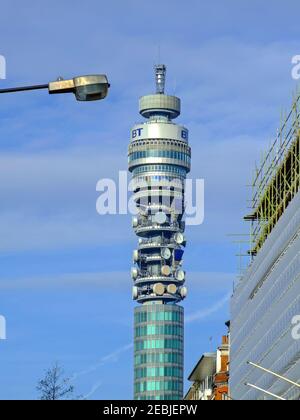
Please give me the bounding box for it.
[185,353,216,400]
[129,65,191,400]
[230,95,300,400]
[185,331,230,401]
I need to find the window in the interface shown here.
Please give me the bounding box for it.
[129,150,190,164]
[134,309,183,324]
[134,352,183,365]
[134,381,183,393]
[134,338,183,351]
[134,324,183,337]
[134,366,183,379]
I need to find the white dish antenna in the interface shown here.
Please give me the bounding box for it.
[161,247,171,260]
[132,217,139,228]
[154,211,167,225]
[180,286,187,298]
[175,269,185,281]
[161,265,171,276]
[131,267,139,280]
[133,250,139,262]
[132,286,138,300]
[174,232,185,244]
[153,283,165,296]
[167,284,177,294]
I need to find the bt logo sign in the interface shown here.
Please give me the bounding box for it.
[132,128,144,139]
[132,127,189,141]
[181,130,188,140]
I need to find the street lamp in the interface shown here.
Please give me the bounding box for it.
[0,74,110,101]
[0,73,110,346]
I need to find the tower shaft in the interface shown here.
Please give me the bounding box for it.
[129,66,191,400]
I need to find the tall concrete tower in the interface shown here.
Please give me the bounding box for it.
[128,65,191,400]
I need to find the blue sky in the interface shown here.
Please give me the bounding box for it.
[0,0,299,400]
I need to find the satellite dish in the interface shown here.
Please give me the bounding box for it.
[132,286,138,300]
[180,286,188,298]
[131,267,139,280]
[174,232,185,245]
[161,247,171,260]
[153,283,165,296]
[175,269,185,281]
[167,284,177,294]
[154,211,167,224]
[132,217,138,228]
[133,250,139,263]
[161,265,171,276]
[138,238,143,244]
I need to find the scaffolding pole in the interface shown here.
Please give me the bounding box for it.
[245,383,286,400]
[248,361,300,389]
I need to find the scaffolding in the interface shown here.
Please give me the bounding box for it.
[245,93,300,256]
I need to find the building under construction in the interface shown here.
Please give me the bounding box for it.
[230,94,300,400]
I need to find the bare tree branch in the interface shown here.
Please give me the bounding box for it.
[37,362,76,401]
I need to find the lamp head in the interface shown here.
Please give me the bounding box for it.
[48,74,110,101]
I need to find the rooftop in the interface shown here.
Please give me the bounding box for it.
[188,353,217,382]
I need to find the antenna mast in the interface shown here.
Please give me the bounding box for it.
[155,64,166,94]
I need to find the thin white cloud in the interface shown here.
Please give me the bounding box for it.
[71,343,133,381]
[83,381,102,400]
[0,271,129,290]
[185,293,231,323]
[188,271,234,290]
